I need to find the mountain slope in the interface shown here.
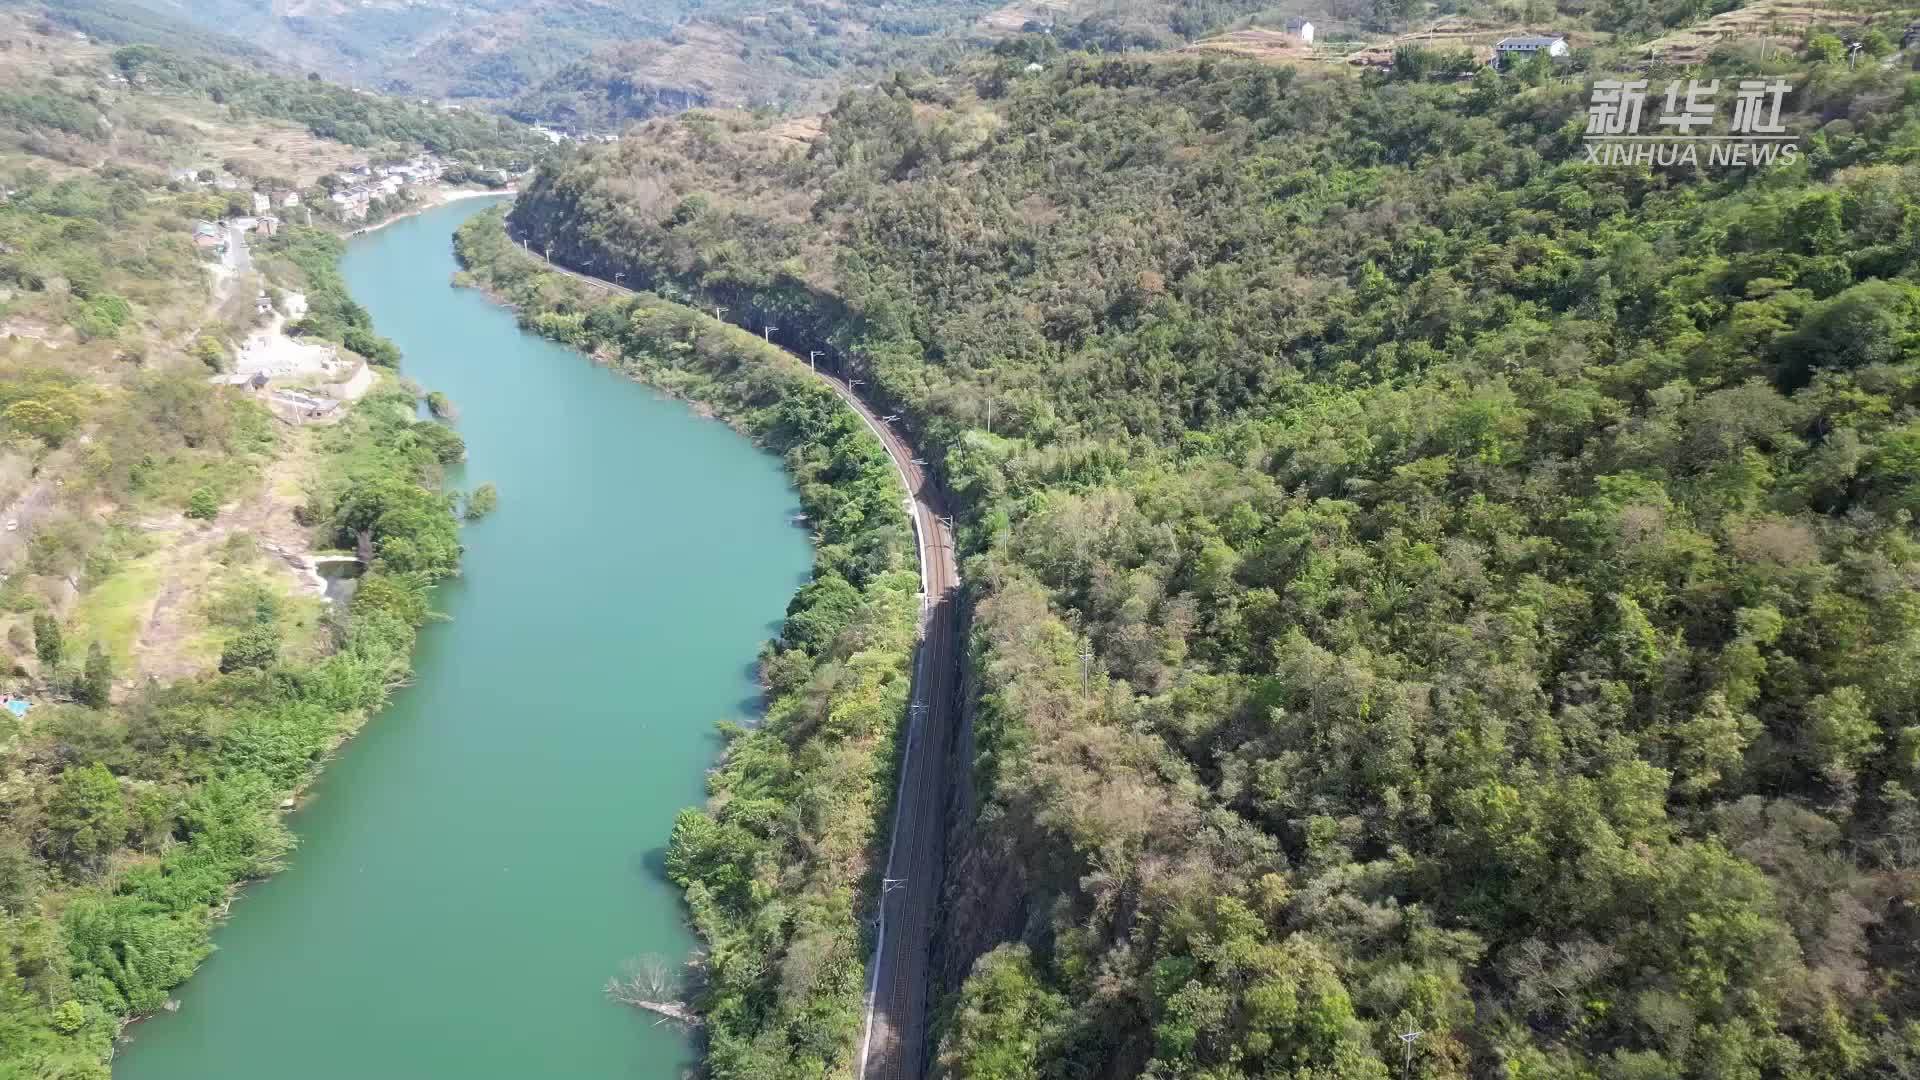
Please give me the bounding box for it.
[118,0,700,97]
[0,16,493,1074]
[107,0,1345,122]
[502,21,1920,1080]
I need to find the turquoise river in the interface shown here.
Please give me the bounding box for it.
[114,196,812,1078]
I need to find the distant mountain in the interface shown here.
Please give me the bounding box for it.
[115,0,704,99]
[494,0,1310,130]
[104,0,1296,123]
[502,1,1012,130]
[17,0,273,65]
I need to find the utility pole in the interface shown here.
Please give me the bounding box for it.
[763,325,776,343]
[1399,1030,1423,1080]
[713,305,726,322]
[1080,645,1094,697]
[809,350,821,371]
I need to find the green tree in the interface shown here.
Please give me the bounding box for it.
[43,764,126,872]
[186,486,219,521]
[1787,192,1844,255]
[1779,280,1920,386]
[936,945,1065,1080]
[33,614,62,667]
[218,623,280,674]
[71,294,132,340]
[343,327,402,366]
[0,830,43,913]
[332,473,461,578]
[407,422,466,465]
[78,643,112,708]
[4,399,78,444]
[1469,66,1505,112]
[464,482,498,520]
[49,1000,86,1035]
[1809,685,1878,783]
[192,335,227,372]
[1804,33,1846,63]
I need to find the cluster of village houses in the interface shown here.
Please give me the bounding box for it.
[529,123,622,145]
[322,156,447,221]
[1269,17,1573,65]
[178,153,453,248]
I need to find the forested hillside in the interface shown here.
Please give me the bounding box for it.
[108,44,545,165]
[0,15,476,1075]
[0,9,543,178]
[507,25,1920,1080]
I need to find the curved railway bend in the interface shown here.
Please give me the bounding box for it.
[517,241,957,1080]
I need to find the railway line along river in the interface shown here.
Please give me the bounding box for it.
[114,196,813,1078]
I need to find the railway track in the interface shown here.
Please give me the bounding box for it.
[519,241,956,1080]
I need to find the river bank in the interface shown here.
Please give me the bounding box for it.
[348,186,511,238]
[114,196,814,1080]
[57,377,465,1075]
[452,206,923,1076]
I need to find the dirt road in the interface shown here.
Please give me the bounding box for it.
[226,222,252,274]
[0,475,54,569]
[523,247,957,1080]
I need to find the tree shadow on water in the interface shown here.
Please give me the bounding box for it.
[635,845,673,886]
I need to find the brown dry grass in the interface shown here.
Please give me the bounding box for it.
[762,113,826,149]
[1646,0,1880,61]
[1182,28,1314,62]
[0,13,366,183]
[132,98,367,185]
[118,413,329,683]
[980,0,1076,34]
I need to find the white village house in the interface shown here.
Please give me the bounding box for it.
[1284,17,1314,44]
[1495,34,1569,63]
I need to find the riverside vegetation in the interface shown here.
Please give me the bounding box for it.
[0,15,483,1075]
[454,209,922,1077]
[2,383,465,1075]
[503,23,1920,1080]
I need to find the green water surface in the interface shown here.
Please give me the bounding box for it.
[113,197,811,1078]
